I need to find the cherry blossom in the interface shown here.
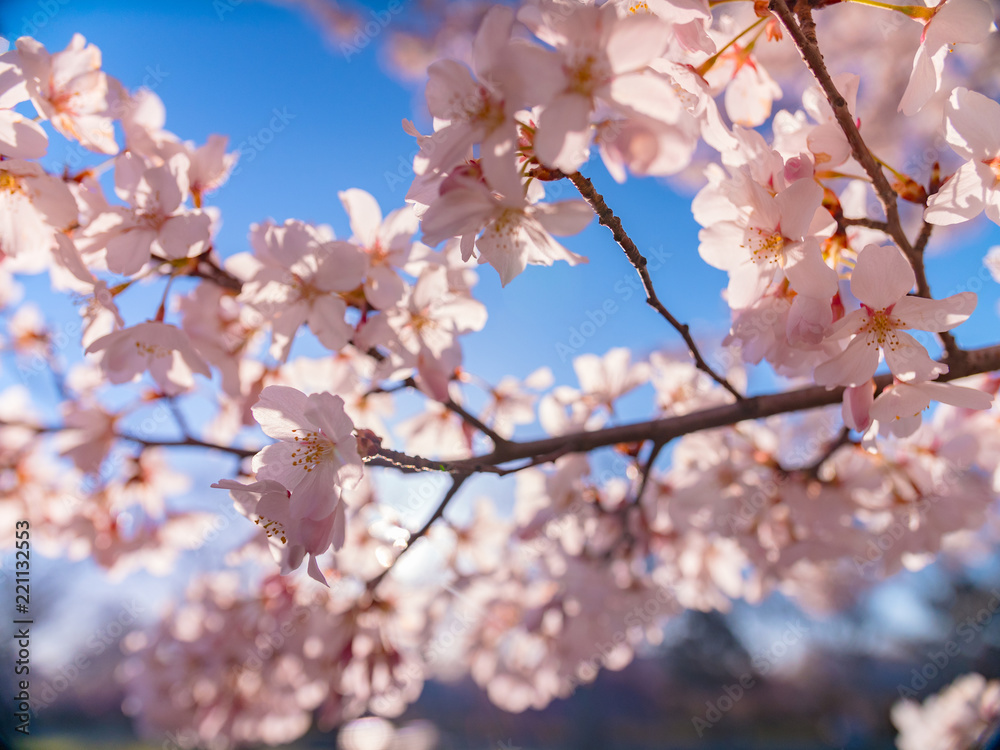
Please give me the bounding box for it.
[338,188,418,309]
[699,175,838,310]
[0,50,48,159]
[85,321,211,396]
[251,385,363,523]
[79,152,212,275]
[515,1,683,173]
[419,166,592,286]
[869,377,993,437]
[814,244,976,387]
[893,673,1000,750]
[239,219,368,358]
[0,159,77,260]
[2,7,1000,748]
[897,0,994,116]
[213,478,343,585]
[924,87,1000,227]
[417,5,530,196]
[356,265,486,398]
[16,33,120,153]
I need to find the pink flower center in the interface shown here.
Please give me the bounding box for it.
[747,230,785,265]
[0,172,22,194]
[134,340,171,359]
[983,155,1000,185]
[255,515,288,544]
[566,52,609,97]
[289,428,334,472]
[860,304,901,349]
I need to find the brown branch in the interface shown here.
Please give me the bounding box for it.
[842,217,889,232]
[360,344,1000,481]
[120,433,257,459]
[802,425,852,478]
[151,251,244,292]
[913,220,934,256]
[633,440,666,505]
[445,343,1000,472]
[444,397,508,448]
[366,472,471,591]
[769,0,963,363]
[0,418,257,459]
[368,376,509,447]
[567,170,744,402]
[769,0,911,253]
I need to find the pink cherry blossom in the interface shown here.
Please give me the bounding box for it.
[213,478,343,586]
[869,377,993,437]
[898,0,994,116]
[79,152,212,275]
[239,219,368,359]
[85,321,211,396]
[0,50,48,158]
[251,385,363,523]
[814,244,977,387]
[417,6,531,197]
[515,1,683,172]
[356,265,486,400]
[924,87,1000,227]
[573,347,650,414]
[0,159,77,259]
[338,188,418,309]
[893,673,1000,750]
[699,175,838,310]
[420,169,592,286]
[16,33,120,153]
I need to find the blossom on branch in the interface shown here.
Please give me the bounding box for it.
[814,244,976,387]
[250,385,363,529]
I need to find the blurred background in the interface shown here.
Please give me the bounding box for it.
[1,0,1000,748]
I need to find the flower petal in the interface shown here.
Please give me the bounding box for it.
[850,244,915,309]
[892,291,976,332]
[883,330,948,381]
[814,336,880,387]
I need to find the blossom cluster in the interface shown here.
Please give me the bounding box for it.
[0,0,999,746]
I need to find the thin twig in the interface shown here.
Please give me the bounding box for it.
[567,170,743,401]
[444,397,508,448]
[769,0,964,363]
[842,217,889,232]
[366,472,471,591]
[802,426,852,478]
[913,220,934,256]
[769,0,912,254]
[121,433,257,459]
[365,344,1000,480]
[633,440,667,505]
[368,376,509,447]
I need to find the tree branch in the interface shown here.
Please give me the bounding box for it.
[769,0,962,362]
[361,344,1000,481]
[447,343,1000,472]
[366,472,471,591]
[567,170,744,402]
[842,217,889,232]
